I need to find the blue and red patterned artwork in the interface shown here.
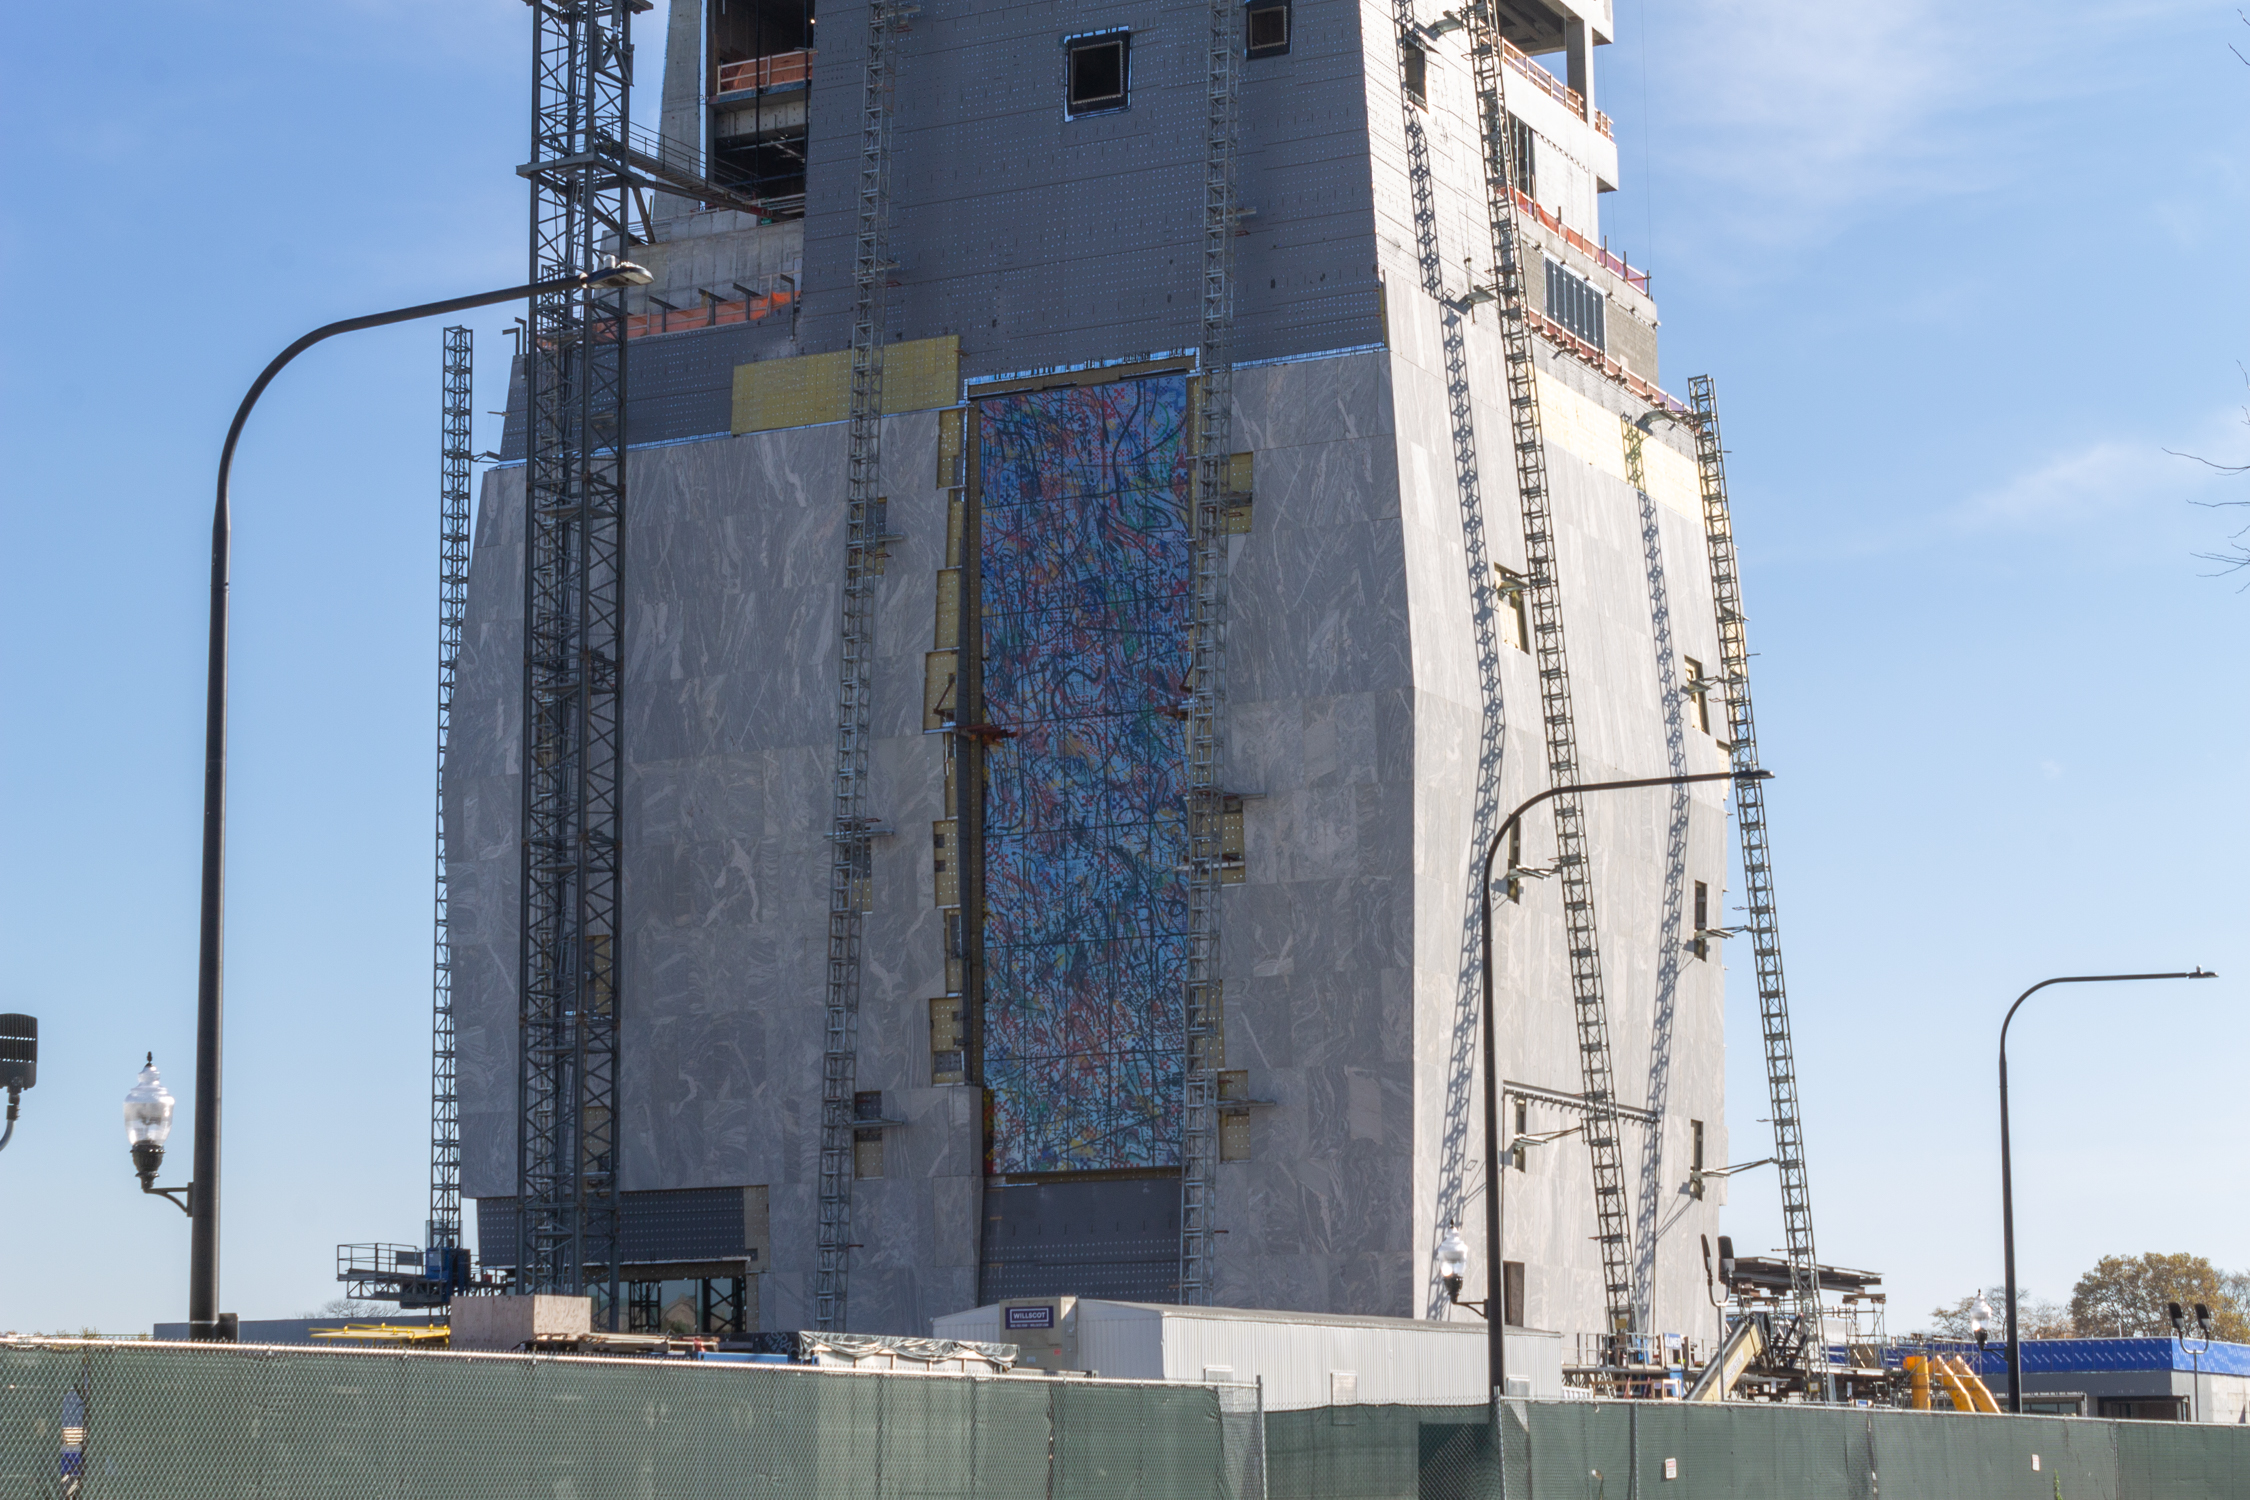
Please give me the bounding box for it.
[977,374,1193,1174]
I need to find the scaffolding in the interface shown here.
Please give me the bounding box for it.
[1687,374,1828,1394]
[515,0,636,1314]
[1177,0,1244,1308]
[1397,2,1511,1319]
[815,0,905,1334]
[1466,0,1635,1336]
[431,327,471,1257]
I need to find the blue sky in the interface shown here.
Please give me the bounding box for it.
[1,0,2243,1337]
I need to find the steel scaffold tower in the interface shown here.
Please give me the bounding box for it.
[431,327,473,1256]
[1465,0,1635,1334]
[1176,0,1243,1309]
[1394,3,1512,1319]
[1687,374,1828,1392]
[815,0,905,1334]
[516,0,634,1316]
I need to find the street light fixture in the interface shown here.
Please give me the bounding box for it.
[176,259,651,1342]
[2172,1300,2211,1422]
[0,1014,35,1155]
[124,1055,189,1214]
[1998,968,2216,1412]
[1439,1125,1581,1325]
[1475,768,1771,1402]
[1972,1294,1992,1355]
[1686,1156,1773,1202]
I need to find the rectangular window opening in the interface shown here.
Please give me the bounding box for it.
[1504,822,1523,904]
[1690,1119,1705,1173]
[1683,656,1711,734]
[1246,0,1290,58]
[931,998,966,1085]
[1511,1099,1529,1169]
[1401,40,1427,106]
[1219,1070,1252,1160]
[1066,33,1130,115]
[1543,257,1606,351]
[1507,113,1537,200]
[1502,1260,1526,1327]
[1692,881,1709,961]
[1496,565,1529,652]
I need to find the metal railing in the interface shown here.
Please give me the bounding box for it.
[1499,37,1612,139]
[717,49,816,95]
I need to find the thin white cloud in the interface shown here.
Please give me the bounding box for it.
[1949,407,2248,534]
[1638,0,2216,252]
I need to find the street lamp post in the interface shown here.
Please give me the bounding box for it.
[2171,1301,2211,1422]
[1998,969,2215,1411]
[1474,768,1769,1401]
[0,1014,35,1154]
[171,261,651,1340]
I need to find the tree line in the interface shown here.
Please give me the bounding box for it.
[1922,1253,2250,1341]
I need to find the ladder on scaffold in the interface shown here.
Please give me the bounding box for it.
[815,0,905,1334]
[1178,0,1242,1308]
[1465,0,1637,1336]
[1686,375,1829,1395]
[430,327,472,1259]
[517,0,630,1315]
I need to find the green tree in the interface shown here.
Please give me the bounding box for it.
[2068,1254,2249,1340]
[1923,1287,2071,1340]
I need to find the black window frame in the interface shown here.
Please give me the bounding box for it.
[1543,256,1607,352]
[1064,30,1132,118]
[1246,0,1291,58]
[1401,37,1428,106]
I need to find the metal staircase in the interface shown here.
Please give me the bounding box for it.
[1178,0,1243,1308]
[1465,0,1636,1334]
[1686,374,1828,1394]
[815,0,906,1334]
[431,327,472,1261]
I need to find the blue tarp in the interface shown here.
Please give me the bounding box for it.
[1878,1337,2250,1377]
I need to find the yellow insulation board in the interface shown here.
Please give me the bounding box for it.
[732,334,961,434]
[1531,370,1701,521]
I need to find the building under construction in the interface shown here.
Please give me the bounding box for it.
[440,0,1826,1363]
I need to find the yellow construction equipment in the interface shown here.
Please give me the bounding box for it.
[1944,1355,2001,1413]
[1685,1317,1766,1402]
[309,1324,451,1346]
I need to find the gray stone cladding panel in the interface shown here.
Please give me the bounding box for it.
[791,0,1381,377]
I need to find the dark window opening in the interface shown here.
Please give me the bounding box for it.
[1067,34,1130,115]
[1401,40,1427,105]
[625,1275,751,1336]
[1511,1099,1529,1170]
[1507,112,1537,199]
[1502,1261,1526,1326]
[1247,1,1291,57]
[708,0,815,217]
[1503,822,1523,904]
[1690,1119,1705,1173]
[1692,881,1709,961]
[1544,258,1606,350]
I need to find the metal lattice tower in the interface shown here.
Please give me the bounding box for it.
[1177,0,1242,1307]
[1393,5,1511,1319]
[1687,374,1828,1393]
[1466,0,1635,1333]
[516,0,633,1315]
[815,0,904,1334]
[430,326,472,1255]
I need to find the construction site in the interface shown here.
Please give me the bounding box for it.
[24,0,2231,1490]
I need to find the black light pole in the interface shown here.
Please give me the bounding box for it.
[1475,768,1768,1400]
[1998,969,2214,1410]
[183,263,650,1340]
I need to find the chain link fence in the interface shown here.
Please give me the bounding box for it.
[1268,1397,2248,1500]
[8,1341,2246,1499]
[0,1339,1262,1500]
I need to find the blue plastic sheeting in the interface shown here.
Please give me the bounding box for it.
[1886,1337,2250,1377]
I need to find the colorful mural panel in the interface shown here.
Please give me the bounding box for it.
[977,374,1194,1174]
